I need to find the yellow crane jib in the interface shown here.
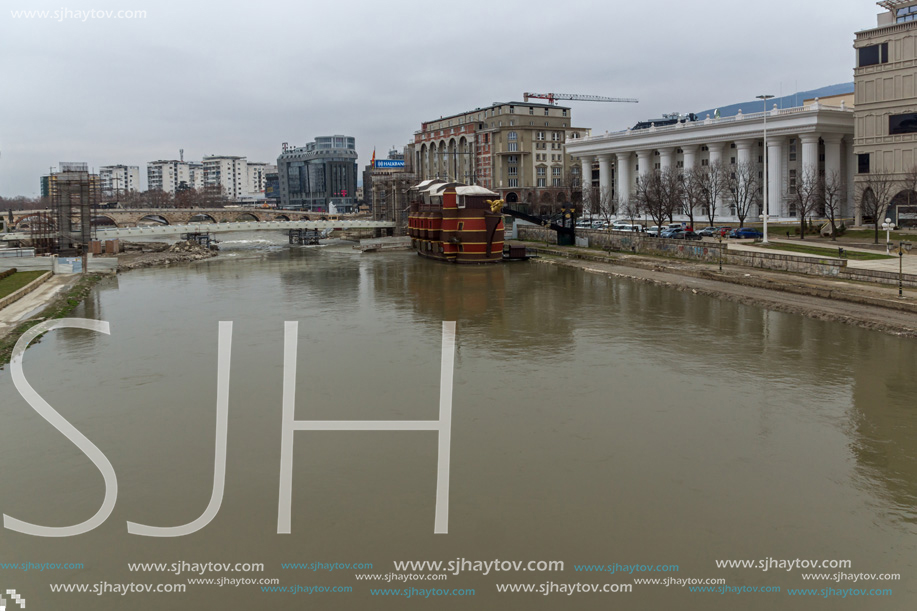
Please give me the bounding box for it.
[485,199,505,214]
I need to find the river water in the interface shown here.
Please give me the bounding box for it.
[0,236,915,610]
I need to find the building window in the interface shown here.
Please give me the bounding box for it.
[544,108,550,115]
[789,139,797,162]
[508,131,517,141]
[537,178,546,187]
[552,167,561,176]
[789,169,797,194]
[730,157,736,165]
[858,153,871,174]
[537,131,545,141]
[509,105,515,113]
[676,161,684,168]
[508,166,517,176]
[508,142,518,152]
[701,159,709,166]
[898,5,917,21]
[507,155,518,163]
[529,107,534,115]
[562,109,568,117]
[508,178,518,187]
[859,43,889,66]
[553,178,562,187]
[537,167,546,176]
[890,113,917,134]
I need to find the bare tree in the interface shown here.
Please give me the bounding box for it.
[143,189,175,208]
[693,161,728,228]
[786,168,821,240]
[821,170,846,240]
[659,168,684,225]
[726,161,761,228]
[682,168,705,229]
[856,170,898,244]
[634,170,668,230]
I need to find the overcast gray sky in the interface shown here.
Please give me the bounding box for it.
[0,0,880,196]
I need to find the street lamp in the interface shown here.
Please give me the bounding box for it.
[897,241,912,298]
[757,94,775,244]
[882,217,894,253]
[717,234,724,271]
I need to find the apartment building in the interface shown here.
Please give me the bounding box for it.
[147,160,191,194]
[203,155,248,199]
[99,164,140,198]
[246,162,276,196]
[413,102,589,209]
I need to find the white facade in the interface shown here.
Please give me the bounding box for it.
[99,164,140,197]
[203,156,248,199]
[246,162,275,197]
[566,101,856,221]
[189,162,204,190]
[147,160,191,194]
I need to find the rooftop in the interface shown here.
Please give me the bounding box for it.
[420,100,570,128]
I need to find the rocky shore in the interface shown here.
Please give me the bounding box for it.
[113,240,218,271]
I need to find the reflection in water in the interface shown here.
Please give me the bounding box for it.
[0,243,914,610]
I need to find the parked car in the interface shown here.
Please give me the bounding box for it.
[591,221,609,231]
[665,223,685,232]
[612,222,643,232]
[660,227,684,238]
[672,230,702,240]
[728,227,763,239]
[696,226,719,237]
[646,226,662,237]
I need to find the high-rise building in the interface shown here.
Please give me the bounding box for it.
[854,0,917,224]
[276,136,358,212]
[203,155,248,200]
[413,102,589,208]
[189,162,204,190]
[147,160,191,194]
[246,162,276,197]
[99,165,140,198]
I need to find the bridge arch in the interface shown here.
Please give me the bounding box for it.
[274,214,291,221]
[189,213,217,224]
[91,215,119,227]
[14,214,55,231]
[235,212,260,222]
[139,214,169,225]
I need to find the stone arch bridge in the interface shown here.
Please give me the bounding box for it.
[10,208,316,230]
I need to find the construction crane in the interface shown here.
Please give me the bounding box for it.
[523,92,638,105]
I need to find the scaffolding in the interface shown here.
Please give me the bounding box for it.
[49,162,99,255]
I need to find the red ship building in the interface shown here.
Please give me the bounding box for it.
[407,180,506,263]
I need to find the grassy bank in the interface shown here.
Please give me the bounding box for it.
[0,271,47,300]
[0,274,103,368]
[752,242,893,261]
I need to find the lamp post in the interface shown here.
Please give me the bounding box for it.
[756,94,775,244]
[882,217,894,254]
[717,234,724,271]
[898,241,912,297]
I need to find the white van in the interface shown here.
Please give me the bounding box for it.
[612,222,643,233]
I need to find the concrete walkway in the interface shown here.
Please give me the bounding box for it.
[0,275,76,337]
[724,238,917,274]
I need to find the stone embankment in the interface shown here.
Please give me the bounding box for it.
[114,240,218,271]
[525,245,917,338]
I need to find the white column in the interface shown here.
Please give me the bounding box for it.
[682,145,697,172]
[822,134,842,184]
[580,155,594,198]
[735,139,755,166]
[800,134,821,182]
[658,147,675,173]
[707,142,724,166]
[636,150,653,178]
[845,138,857,222]
[598,154,613,201]
[616,152,632,204]
[767,137,785,218]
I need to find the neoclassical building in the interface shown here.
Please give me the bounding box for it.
[565,99,856,222]
[413,101,590,210]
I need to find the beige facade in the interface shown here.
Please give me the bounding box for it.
[854,1,917,222]
[413,102,590,210]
